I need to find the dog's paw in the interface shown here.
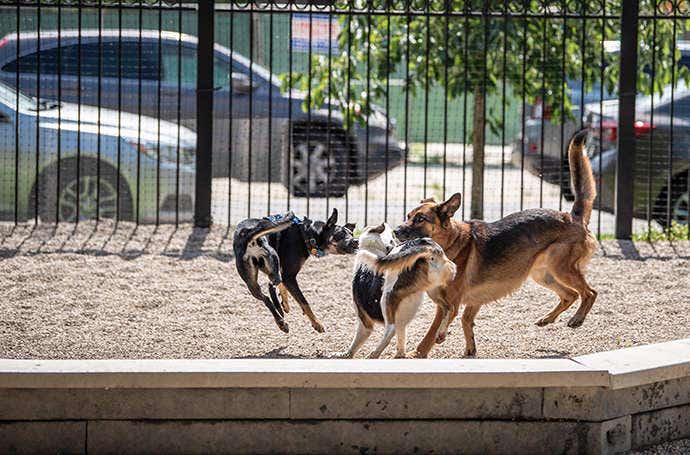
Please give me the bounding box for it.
[405,350,423,359]
[394,352,407,359]
[464,346,477,357]
[276,320,289,333]
[535,317,552,327]
[311,321,325,333]
[567,316,584,328]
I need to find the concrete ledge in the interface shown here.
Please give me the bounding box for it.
[0,358,609,389]
[575,338,690,389]
[85,419,592,455]
[0,421,86,454]
[1,339,689,454]
[543,375,690,421]
[632,403,690,448]
[289,387,544,420]
[0,388,290,420]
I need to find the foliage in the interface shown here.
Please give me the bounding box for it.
[632,221,690,241]
[281,0,690,136]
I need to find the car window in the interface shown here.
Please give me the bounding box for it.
[161,46,195,85]
[1,41,160,80]
[161,45,228,87]
[98,41,160,80]
[1,46,60,75]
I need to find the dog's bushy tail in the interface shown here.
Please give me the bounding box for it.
[359,239,444,274]
[248,211,296,243]
[568,129,596,226]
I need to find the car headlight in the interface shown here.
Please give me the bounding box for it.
[129,141,195,165]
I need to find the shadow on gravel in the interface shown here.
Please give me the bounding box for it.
[533,348,572,359]
[236,346,307,359]
[598,239,690,261]
[0,221,235,262]
[2,222,688,263]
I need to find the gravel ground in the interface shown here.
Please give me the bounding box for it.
[1,221,689,360]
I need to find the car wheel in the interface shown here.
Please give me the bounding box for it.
[36,159,133,223]
[654,173,688,228]
[290,126,348,197]
[670,190,688,225]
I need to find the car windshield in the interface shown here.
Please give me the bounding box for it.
[0,80,38,111]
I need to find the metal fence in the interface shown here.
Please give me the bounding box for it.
[0,0,688,239]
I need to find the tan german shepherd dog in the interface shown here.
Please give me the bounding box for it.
[393,129,598,358]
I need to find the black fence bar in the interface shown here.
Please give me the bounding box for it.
[194,0,214,228]
[615,0,639,240]
[226,3,234,225]
[34,2,40,224]
[175,1,183,227]
[13,1,19,225]
[558,2,566,213]
[666,13,677,234]
[56,4,62,222]
[0,0,688,239]
[96,0,102,222]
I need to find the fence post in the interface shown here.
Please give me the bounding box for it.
[194,0,215,228]
[615,0,638,239]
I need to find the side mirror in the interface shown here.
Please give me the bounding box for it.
[231,72,253,94]
[0,112,10,123]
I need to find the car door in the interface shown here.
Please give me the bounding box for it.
[95,39,162,124]
[159,42,255,179]
[212,53,278,181]
[211,51,251,180]
[159,42,197,131]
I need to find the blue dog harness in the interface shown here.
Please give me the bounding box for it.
[266,213,300,225]
[266,213,325,258]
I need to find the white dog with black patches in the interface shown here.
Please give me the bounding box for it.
[337,223,455,359]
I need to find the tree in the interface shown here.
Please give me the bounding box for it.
[283,0,688,219]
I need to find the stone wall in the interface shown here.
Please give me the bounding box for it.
[1,338,689,454]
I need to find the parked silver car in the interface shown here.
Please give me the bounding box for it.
[0,30,405,197]
[0,80,195,223]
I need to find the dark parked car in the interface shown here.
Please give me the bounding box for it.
[512,40,690,197]
[511,78,616,192]
[580,87,689,228]
[0,30,404,196]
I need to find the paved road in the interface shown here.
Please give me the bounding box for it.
[212,152,648,236]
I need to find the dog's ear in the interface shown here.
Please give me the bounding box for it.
[326,208,338,227]
[437,193,462,223]
[370,223,385,234]
[344,222,356,232]
[420,197,436,204]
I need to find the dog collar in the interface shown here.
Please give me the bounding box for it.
[310,248,326,257]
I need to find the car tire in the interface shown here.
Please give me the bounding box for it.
[35,158,133,223]
[290,125,349,198]
[653,173,688,229]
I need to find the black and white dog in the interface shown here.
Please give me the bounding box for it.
[336,223,455,358]
[233,208,357,333]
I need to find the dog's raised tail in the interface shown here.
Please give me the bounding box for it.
[247,211,296,243]
[568,128,596,226]
[359,239,443,274]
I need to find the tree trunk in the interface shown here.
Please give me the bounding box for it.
[471,84,485,220]
[253,14,265,67]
